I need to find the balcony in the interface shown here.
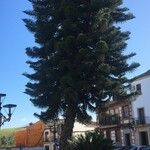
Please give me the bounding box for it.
[99,114,120,126]
[135,116,150,125]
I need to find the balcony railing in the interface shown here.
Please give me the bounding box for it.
[99,114,120,126]
[135,116,150,125]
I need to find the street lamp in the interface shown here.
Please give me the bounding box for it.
[0,93,17,127]
[49,119,61,150]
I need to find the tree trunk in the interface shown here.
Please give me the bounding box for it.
[59,106,76,150]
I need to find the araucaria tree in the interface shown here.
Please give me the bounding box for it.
[24,0,139,149]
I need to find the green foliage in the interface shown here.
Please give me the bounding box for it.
[0,136,14,147]
[0,128,18,147]
[0,128,24,147]
[66,131,113,150]
[24,0,139,123]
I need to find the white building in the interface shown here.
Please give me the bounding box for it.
[131,70,150,145]
[73,122,97,136]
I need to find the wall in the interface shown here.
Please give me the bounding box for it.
[132,75,150,145]
[134,126,150,145]
[132,76,150,121]
[0,147,44,150]
[73,122,96,136]
[43,121,97,150]
[15,121,45,147]
[15,129,26,147]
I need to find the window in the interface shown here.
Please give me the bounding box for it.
[136,84,142,94]
[45,131,49,142]
[115,130,120,142]
[110,109,115,115]
[115,108,119,114]
[106,130,111,139]
[138,107,145,124]
[122,105,130,118]
[131,85,136,92]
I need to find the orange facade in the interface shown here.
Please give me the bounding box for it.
[15,121,45,147]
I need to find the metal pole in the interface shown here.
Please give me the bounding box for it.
[53,119,56,150]
[0,95,2,127]
[0,93,6,127]
[0,93,16,127]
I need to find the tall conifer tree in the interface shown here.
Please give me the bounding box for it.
[24,0,139,149]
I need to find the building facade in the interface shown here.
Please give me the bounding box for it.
[15,121,45,148]
[15,120,96,150]
[97,100,135,146]
[131,70,150,145]
[43,120,62,150]
[43,121,97,150]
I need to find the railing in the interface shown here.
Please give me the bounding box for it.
[99,114,120,126]
[135,116,150,125]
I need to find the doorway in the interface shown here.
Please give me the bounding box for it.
[125,133,131,146]
[140,131,149,145]
[45,145,50,150]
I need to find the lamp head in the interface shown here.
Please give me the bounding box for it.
[3,104,17,120]
[0,94,6,97]
[0,94,6,103]
[3,104,17,109]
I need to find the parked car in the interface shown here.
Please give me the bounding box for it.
[130,146,148,150]
[144,147,150,150]
[114,146,133,150]
[114,146,150,150]
[114,148,124,150]
[114,146,123,150]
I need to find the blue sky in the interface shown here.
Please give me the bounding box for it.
[0,0,150,128]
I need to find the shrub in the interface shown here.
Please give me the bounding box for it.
[66,131,113,150]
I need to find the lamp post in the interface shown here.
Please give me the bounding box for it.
[49,119,60,150]
[0,93,17,127]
